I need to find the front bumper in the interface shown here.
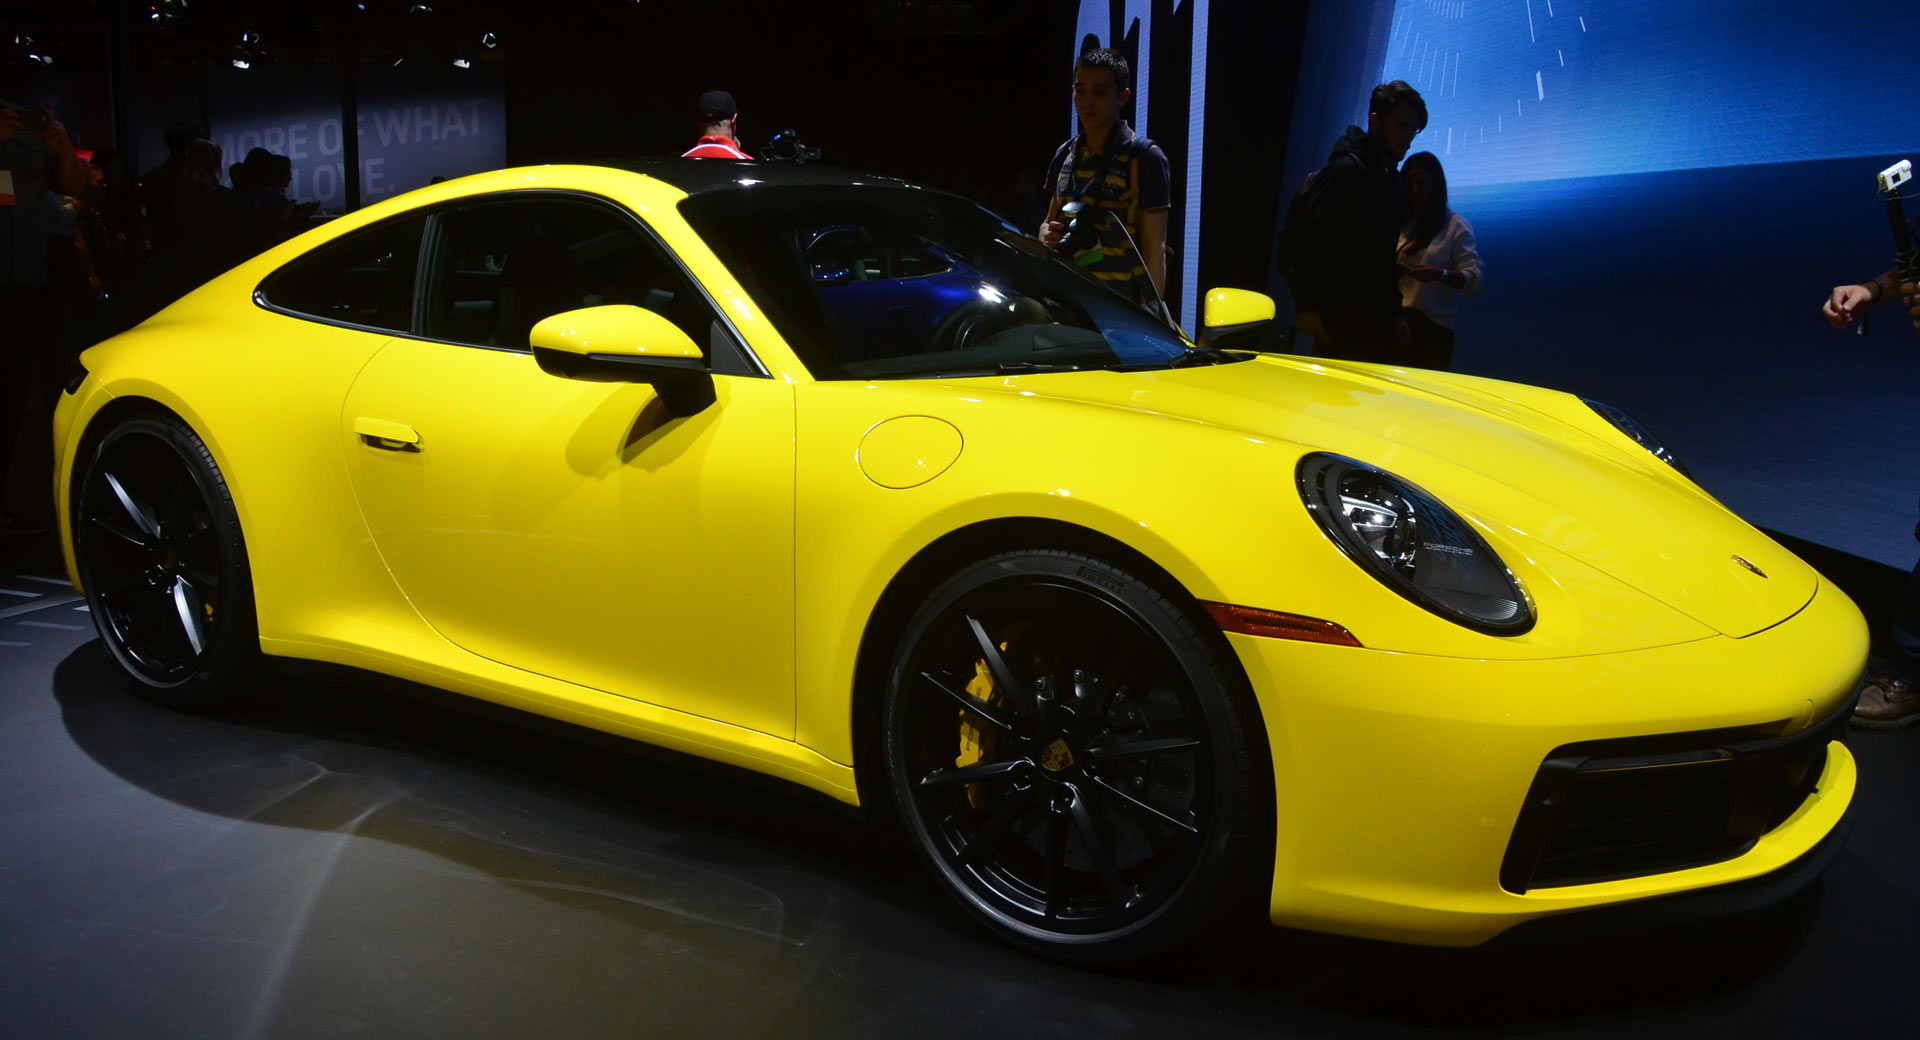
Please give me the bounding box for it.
[1230,576,1866,946]
[1486,800,1852,948]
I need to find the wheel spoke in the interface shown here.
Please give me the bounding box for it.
[919,758,1026,790]
[1091,774,1199,834]
[920,670,1011,732]
[171,576,208,656]
[1067,785,1131,907]
[1084,736,1201,764]
[89,515,155,550]
[1042,801,1070,919]
[966,615,1037,721]
[102,472,162,540]
[954,785,1037,864]
[177,561,219,591]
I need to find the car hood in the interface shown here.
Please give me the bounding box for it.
[999,354,1815,638]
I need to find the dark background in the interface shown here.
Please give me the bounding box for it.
[4,0,1915,575]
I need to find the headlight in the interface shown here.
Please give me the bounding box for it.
[1297,453,1534,635]
[1582,398,1692,478]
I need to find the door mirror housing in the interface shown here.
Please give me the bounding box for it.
[1200,288,1275,348]
[530,305,715,416]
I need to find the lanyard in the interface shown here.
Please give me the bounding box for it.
[1066,134,1124,209]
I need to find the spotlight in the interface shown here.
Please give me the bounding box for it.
[239,29,260,45]
[407,2,432,13]
[28,52,53,67]
[231,57,251,69]
[479,30,498,48]
[452,57,470,68]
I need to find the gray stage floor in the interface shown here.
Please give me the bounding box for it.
[2,533,1917,1039]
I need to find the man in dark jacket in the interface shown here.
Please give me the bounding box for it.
[1286,80,1427,363]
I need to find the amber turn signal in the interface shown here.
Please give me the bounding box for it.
[1202,602,1362,647]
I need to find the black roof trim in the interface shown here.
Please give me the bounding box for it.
[593,157,931,197]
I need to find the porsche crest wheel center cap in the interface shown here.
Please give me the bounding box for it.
[1038,738,1076,773]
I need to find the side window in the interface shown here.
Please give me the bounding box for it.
[420,196,725,356]
[257,214,425,333]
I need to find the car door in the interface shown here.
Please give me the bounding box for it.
[340,191,797,737]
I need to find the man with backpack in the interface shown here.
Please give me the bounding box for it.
[1282,80,1427,364]
[1039,48,1172,310]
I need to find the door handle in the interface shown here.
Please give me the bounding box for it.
[354,417,422,452]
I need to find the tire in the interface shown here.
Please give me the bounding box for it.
[72,414,259,709]
[883,549,1267,962]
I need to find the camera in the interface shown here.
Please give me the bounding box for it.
[1057,200,1104,267]
[1878,159,1912,195]
[761,129,820,163]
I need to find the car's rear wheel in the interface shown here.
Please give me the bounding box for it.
[883,549,1266,961]
[73,415,258,708]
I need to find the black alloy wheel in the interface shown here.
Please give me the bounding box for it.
[884,550,1266,961]
[74,415,259,708]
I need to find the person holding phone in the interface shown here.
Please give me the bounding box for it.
[1395,151,1481,371]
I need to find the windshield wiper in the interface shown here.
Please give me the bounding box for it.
[994,361,1091,374]
[1166,346,1241,368]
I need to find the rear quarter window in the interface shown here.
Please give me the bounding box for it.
[256,214,426,334]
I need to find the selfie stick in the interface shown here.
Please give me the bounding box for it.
[1879,160,1918,281]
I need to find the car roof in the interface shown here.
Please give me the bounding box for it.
[598,157,929,197]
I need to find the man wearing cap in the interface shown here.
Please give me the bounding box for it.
[683,91,752,160]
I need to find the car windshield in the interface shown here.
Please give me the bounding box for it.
[679,186,1230,380]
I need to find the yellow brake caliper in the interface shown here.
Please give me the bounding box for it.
[956,643,1009,810]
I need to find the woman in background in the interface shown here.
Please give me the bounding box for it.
[1396,151,1481,370]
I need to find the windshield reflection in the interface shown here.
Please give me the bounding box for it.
[680,187,1232,380]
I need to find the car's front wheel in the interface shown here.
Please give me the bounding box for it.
[73,414,259,708]
[884,549,1267,961]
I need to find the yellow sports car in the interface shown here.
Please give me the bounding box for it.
[53,162,1865,962]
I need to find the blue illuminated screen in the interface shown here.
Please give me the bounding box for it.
[1379,0,1909,188]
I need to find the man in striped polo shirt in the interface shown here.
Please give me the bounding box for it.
[1039,49,1171,309]
[682,91,752,160]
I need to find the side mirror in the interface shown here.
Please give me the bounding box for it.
[530,305,715,416]
[1199,287,1275,347]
